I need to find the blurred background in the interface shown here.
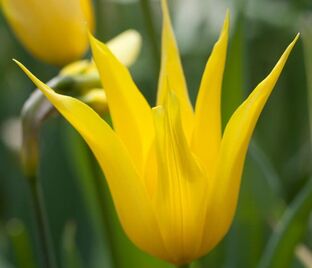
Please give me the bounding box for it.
[0,0,312,267]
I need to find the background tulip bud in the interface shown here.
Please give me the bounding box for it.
[2,0,94,66]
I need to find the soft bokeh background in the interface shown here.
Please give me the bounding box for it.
[0,0,312,267]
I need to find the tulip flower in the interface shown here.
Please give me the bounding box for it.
[15,0,298,265]
[2,0,94,65]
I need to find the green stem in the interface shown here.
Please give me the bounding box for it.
[29,178,57,268]
[21,69,102,268]
[20,70,103,268]
[21,72,102,176]
[139,0,160,75]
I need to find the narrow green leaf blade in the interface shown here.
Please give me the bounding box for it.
[257,179,312,268]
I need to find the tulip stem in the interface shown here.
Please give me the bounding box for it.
[139,0,160,74]
[29,178,57,268]
[21,89,57,268]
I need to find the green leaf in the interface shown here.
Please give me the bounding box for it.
[257,179,312,268]
[61,222,84,268]
[249,141,284,201]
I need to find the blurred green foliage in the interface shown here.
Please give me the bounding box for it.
[0,0,312,267]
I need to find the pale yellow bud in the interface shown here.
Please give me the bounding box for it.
[80,89,108,113]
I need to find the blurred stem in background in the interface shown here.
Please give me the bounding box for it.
[21,73,101,178]
[6,219,36,268]
[139,0,160,77]
[20,72,102,268]
[21,90,56,268]
[28,178,56,268]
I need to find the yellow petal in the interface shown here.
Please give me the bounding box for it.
[199,34,299,254]
[3,0,94,66]
[152,92,207,264]
[191,12,229,174]
[157,0,194,138]
[89,34,154,174]
[106,30,142,67]
[15,61,168,260]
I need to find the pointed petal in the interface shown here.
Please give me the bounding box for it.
[152,92,207,264]
[16,61,168,260]
[89,34,153,174]
[191,12,229,174]
[157,0,194,138]
[199,34,299,253]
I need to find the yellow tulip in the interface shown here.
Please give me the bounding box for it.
[15,0,298,265]
[2,0,94,65]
